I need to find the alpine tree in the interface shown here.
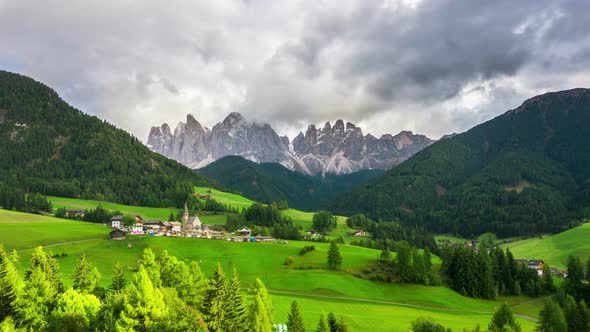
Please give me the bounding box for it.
[248,278,273,332]
[287,300,305,332]
[488,303,521,332]
[138,248,161,287]
[201,263,229,332]
[46,289,101,331]
[17,266,57,330]
[26,246,63,293]
[73,253,101,294]
[316,312,329,332]
[124,265,167,330]
[226,269,248,331]
[410,318,447,332]
[0,245,21,322]
[536,299,566,332]
[327,241,342,270]
[109,261,126,292]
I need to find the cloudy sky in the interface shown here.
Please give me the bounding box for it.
[1,0,589,140]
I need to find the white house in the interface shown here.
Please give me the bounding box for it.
[109,215,123,229]
[170,221,182,233]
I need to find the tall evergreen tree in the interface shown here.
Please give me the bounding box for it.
[541,264,554,293]
[226,269,248,331]
[73,253,101,294]
[328,312,339,332]
[124,265,167,330]
[138,248,161,287]
[287,301,305,332]
[0,245,21,322]
[327,241,342,270]
[109,261,126,292]
[488,303,521,332]
[397,241,413,283]
[316,313,329,332]
[537,299,567,332]
[201,263,229,332]
[27,246,63,293]
[248,278,273,332]
[16,267,57,330]
[423,246,432,270]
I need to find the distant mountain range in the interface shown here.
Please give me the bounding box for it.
[198,155,384,211]
[0,71,220,207]
[329,88,590,238]
[147,113,433,175]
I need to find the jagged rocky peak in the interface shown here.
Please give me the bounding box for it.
[222,112,245,127]
[147,113,434,175]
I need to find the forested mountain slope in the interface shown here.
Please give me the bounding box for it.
[330,89,590,237]
[198,155,383,210]
[0,70,219,207]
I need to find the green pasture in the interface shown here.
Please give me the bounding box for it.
[0,209,109,249]
[271,293,536,332]
[194,186,255,210]
[503,223,590,269]
[49,196,178,220]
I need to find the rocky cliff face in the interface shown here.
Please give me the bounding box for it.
[147,113,433,174]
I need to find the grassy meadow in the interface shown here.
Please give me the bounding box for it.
[503,223,590,269]
[194,186,255,210]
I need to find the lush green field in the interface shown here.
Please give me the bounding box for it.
[0,209,109,249]
[272,293,536,332]
[49,196,178,220]
[194,186,255,210]
[503,223,590,269]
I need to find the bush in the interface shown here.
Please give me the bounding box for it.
[299,246,315,256]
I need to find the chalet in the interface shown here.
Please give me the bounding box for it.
[193,193,212,200]
[254,235,275,243]
[237,227,252,236]
[353,230,366,236]
[169,221,182,233]
[162,221,172,233]
[109,229,127,240]
[515,259,544,276]
[109,215,124,229]
[131,220,144,234]
[64,209,85,218]
[306,230,320,237]
[143,221,163,234]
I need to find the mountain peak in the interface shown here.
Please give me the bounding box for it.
[222,112,245,126]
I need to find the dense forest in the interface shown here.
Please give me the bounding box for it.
[330,89,590,237]
[0,245,346,331]
[0,71,220,208]
[198,155,383,211]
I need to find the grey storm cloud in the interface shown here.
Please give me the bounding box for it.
[0,0,589,140]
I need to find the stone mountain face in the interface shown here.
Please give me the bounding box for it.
[147,113,433,174]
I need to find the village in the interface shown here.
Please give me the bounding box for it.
[102,203,278,244]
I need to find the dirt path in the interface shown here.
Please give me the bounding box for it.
[16,238,103,252]
[267,289,539,323]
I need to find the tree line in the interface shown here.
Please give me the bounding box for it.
[441,246,554,300]
[0,187,52,215]
[0,244,347,331]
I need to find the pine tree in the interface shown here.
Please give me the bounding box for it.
[424,246,432,270]
[226,269,247,331]
[201,263,229,332]
[27,246,63,293]
[248,278,273,332]
[537,299,567,332]
[328,312,339,332]
[109,261,126,292]
[168,211,176,222]
[316,312,329,332]
[17,267,57,330]
[327,241,342,270]
[0,245,22,322]
[541,263,554,293]
[73,253,101,294]
[125,265,167,330]
[488,303,521,332]
[287,301,305,332]
[397,241,413,283]
[138,248,162,287]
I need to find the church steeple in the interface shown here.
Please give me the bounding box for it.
[183,201,189,232]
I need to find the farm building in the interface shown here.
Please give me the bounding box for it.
[237,227,251,236]
[169,222,182,233]
[354,230,366,236]
[64,209,85,218]
[515,259,544,276]
[109,229,127,240]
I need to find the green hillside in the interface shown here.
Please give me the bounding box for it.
[0,70,220,208]
[198,155,383,210]
[330,89,590,237]
[0,208,540,330]
[503,222,590,269]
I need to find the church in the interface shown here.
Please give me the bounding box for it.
[182,202,202,234]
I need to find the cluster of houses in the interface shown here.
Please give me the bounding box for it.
[108,203,277,243]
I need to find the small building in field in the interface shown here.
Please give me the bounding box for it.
[237,227,251,236]
[169,221,182,233]
[110,229,127,240]
[109,215,124,229]
[65,209,85,218]
[354,230,366,236]
[131,220,144,234]
[515,259,544,276]
[162,222,172,233]
[144,221,163,234]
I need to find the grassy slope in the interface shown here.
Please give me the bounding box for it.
[194,186,255,210]
[503,223,590,269]
[1,209,538,330]
[0,209,109,249]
